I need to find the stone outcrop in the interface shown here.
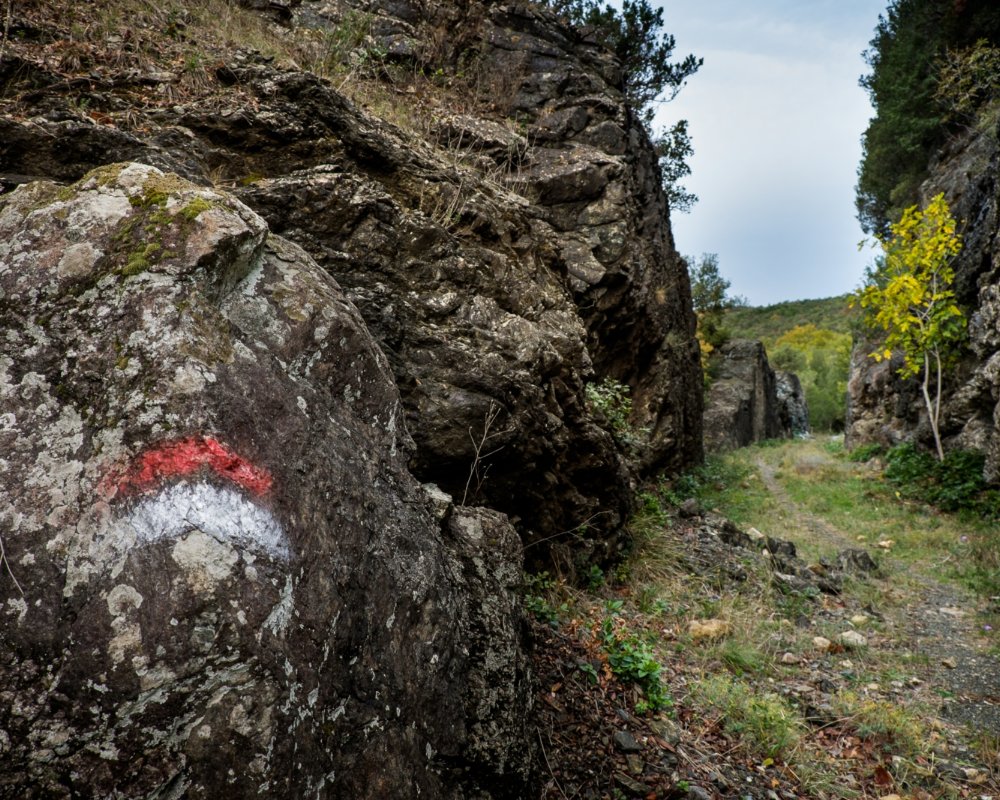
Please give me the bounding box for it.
[0,163,532,798]
[776,370,809,436]
[846,122,1000,476]
[703,340,793,452]
[0,0,702,563]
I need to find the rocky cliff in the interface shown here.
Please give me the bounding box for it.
[0,0,702,564]
[703,340,801,452]
[846,120,1000,478]
[0,0,702,796]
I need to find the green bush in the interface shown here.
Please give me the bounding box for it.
[847,442,884,462]
[524,571,569,627]
[884,443,999,514]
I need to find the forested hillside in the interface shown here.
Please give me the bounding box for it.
[856,0,1000,235]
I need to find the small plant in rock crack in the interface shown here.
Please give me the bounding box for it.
[599,602,672,713]
[585,378,647,446]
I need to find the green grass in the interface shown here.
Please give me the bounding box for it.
[689,674,804,759]
[665,449,787,528]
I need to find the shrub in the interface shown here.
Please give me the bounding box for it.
[585,377,637,443]
[847,442,884,462]
[690,675,802,759]
[884,442,999,514]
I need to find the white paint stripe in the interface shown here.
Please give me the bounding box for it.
[127,482,290,560]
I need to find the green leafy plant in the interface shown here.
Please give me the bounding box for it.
[884,442,998,514]
[856,193,965,460]
[584,564,605,591]
[599,607,672,712]
[654,119,697,213]
[524,571,569,627]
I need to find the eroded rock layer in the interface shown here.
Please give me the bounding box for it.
[703,340,791,452]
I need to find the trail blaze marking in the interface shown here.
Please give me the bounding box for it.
[101,436,290,560]
[101,436,273,498]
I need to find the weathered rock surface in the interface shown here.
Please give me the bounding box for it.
[846,123,1000,477]
[0,164,532,798]
[776,370,809,436]
[703,340,792,452]
[0,0,702,562]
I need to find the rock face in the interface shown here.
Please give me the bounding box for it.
[776,371,810,436]
[703,340,792,452]
[0,0,702,562]
[846,123,1000,476]
[0,164,532,798]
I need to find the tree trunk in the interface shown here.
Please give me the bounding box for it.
[922,350,945,461]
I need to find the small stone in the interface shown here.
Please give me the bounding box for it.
[689,618,730,640]
[613,730,643,754]
[876,539,894,549]
[780,652,800,665]
[812,636,832,652]
[850,614,869,626]
[941,657,958,669]
[964,767,986,783]
[647,717,681,745]
[839,660,854,669]
[880,795,902,800]
[613,772,651,796]
[422,483,452,519]
[686,785,712,800]
[838,630,868,649]
[679,498,700,517]
[746,526,766,541]
[626,754,644,775]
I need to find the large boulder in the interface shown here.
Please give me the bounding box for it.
[703,340,789,452]
[0,164,532,798]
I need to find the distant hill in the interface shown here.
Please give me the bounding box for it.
[723,295,857,348]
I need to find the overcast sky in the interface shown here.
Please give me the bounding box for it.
[653,0,887,305]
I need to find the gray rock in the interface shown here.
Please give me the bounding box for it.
[0,1,704,563]
[613,729,643,753]
[0,165,532,798]
[704,340,788,452]
[846,122,1000,478]
[776,370,809,435]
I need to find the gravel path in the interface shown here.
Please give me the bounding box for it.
[756,452,1000,737]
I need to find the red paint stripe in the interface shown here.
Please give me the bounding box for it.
[100,436,273,498]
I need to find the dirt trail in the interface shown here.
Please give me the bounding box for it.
[755,451,1000,738]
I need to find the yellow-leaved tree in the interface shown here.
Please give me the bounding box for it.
[855,193,965,460]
